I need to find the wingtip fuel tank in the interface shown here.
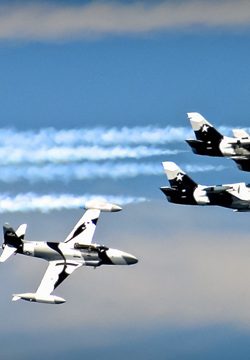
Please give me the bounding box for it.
[12,293,66,304]
[85,200,122,212]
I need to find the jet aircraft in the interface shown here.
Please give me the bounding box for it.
[186,112,250,171]
[160,161,250,212]
[0,200,138,304]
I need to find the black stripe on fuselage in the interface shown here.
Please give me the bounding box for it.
[47,242,65,260]
[96,246,113,265]
[186,139,223,157]
[206,191,233,207]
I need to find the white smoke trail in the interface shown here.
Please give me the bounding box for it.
[0,163,160,182]
[0,162,227,183]
[183,164,227,173]
[0,193,147,213]
[0,145,181,164]
[0,126,193,147]
[0,125,240,150]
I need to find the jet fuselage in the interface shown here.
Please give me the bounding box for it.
[187,137,250,158]
[186,112,250,172]
[9,241,137,267]
[6,240,138,266]
[161,182,250,211]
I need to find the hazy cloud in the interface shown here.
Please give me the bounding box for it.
[1,1,250,41]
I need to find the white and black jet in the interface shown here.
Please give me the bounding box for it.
[0,200,138,304]
[160,161,250,212]
[186,112,250,171]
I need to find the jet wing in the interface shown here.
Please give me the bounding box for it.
[229,140,250,150]
[232,129,250,139]
[36,260,82,296]
[64,208,101,246]
[64,201,122,247]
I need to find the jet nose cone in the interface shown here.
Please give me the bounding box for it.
[123,253,138,265]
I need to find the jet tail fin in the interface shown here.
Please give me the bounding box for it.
[160,162,198,205]
[161,161,197,189]
[187,112,223,143]
[0,224,25,262]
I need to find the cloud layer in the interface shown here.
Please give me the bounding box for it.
[2,203,250,335]
[1,1,250,41]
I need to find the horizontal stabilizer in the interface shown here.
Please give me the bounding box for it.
[12,292,66,304]
[160,186,176,194]
[233,209,250,212]
[15,224,27,240]
[0,245,16,263]
[85,200,122,212]
[185,139,222,156]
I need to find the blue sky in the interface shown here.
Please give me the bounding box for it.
[2,1,250,359]
[2,33,250,130]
